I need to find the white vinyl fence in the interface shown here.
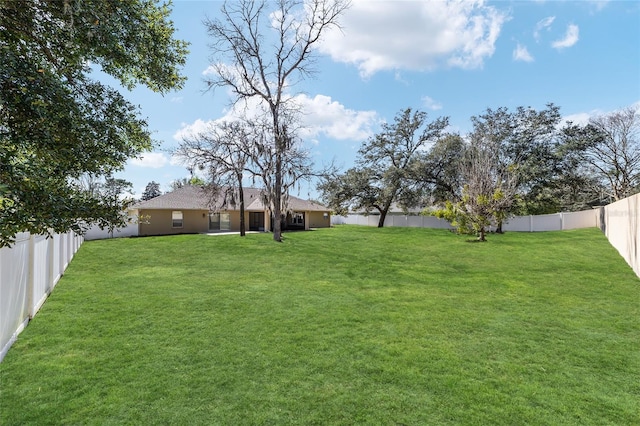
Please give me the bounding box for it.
[0,231,82,362]
[84,221,138,240]
[602,193,640,277]
[332,209,599,232]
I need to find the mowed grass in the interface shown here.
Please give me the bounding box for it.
[0,226,638,425]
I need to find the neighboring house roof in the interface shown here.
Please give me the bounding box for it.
[132,185,329,212]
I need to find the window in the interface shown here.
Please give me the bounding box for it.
[293,212,304,225]
[172,211,183,228]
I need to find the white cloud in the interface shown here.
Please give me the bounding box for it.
[534,16,555,41]
[552,24,579,49]
[422,96,443,111]
[513,43,534,62]
[588,0,610,13]
[169,155,186,167]
[129,152,169,168]
[561,112,592,127]
[294,94,380,141]
[318,0,509,77]
[173,118,215,141]
[202,64,216,76]
[171,96,183,104]
[173,95,379,144]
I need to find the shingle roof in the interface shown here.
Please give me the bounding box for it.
[132,185,210,210]
[132,186,329,212]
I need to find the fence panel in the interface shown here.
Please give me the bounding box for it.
[604,194,640,277]
[1,232,82,363]
[31,235,52,313]
[0,234,31,362]
[503,216,531,232]
[562,210,597,230]
[532,214,562,232]
[52,233,62,285]
[84,223,139,240]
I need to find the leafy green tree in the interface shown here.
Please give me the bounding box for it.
[466,105,564,219]
[203,0,350,242]
[141,181,162,201]
[169,176,206,191]
[320,108,449,227]
[414,133,466,204]
[0,0,188,246]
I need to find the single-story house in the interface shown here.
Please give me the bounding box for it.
[131,185,331,236]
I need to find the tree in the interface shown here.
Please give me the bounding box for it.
[0,0,188,247]
[434,139,517,242]
[565,106,640,202]
[203,0,350,242]
[319,108,449,227]
[169,176,206,191]
[141,181,162,201]
[414,133,466,205]
[176,121,253,236]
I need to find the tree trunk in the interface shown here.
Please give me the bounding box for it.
[238,182,246,237]
[273,150,283,242]
[377,199,394,228]
[479,227,486,241]
[377,211,387,227]
[496,220,503,234]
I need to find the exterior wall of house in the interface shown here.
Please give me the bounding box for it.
[221,210,242,232]
[138,209,208,236]
[307,211,331,228]
[220,210,265,232]
[138,208,327,235]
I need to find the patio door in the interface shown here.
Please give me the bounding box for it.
[249,212,264,231]
[220,213,230,231]
[209,213,231,231]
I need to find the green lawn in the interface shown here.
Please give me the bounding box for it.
[1,226,638,425]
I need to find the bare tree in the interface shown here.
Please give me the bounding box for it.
[203,0,350,242]
[176,121,253,236]
[585,106,640,201]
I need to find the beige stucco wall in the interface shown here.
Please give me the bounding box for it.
[221,210,242,231]
[221,210,268,231]
[138,209,209,236]
[138,208,327,235]
[307,211,330,228]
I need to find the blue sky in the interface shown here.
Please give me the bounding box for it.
[108,0,640,200]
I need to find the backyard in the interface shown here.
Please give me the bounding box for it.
[0,226,638,425]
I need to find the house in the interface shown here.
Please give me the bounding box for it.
[131,185,331,236]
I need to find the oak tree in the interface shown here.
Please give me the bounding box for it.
[0,0,188,246]
[320,108,449,227]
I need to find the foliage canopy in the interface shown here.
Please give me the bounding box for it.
[0,0,188,246]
